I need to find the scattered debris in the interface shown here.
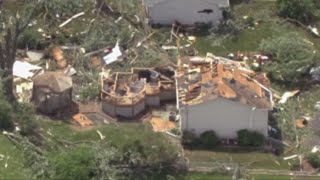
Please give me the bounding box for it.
[14,78,33,102]
[136,32,156,47]
[279,90,300,104]
[59,12,85,28]
[64,65,77,76]
[96,130,105,140]
[26,51,44,62]
[295,118,308,128]
[315,101,320,111]
[283,154,299,161]
[311,146,320,153]
[115,16,123,23]
[51,47,67,69]
[103,41,122,65]
[13,61,43,79]
[4,156,9,168]
[308,25,320,37]
[187,36,196,42]
[310,65,320,81]
[72,113,93,127]
[148,117,176,132]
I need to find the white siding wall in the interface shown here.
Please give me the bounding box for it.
[159,90,176,101]
[146,95,160,106]
[133,101,146,116]
[102,101,116,117]
[181,98,268,139]
[148,0,223,25]
[116,106,133,118]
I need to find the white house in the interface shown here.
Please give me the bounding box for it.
[143,0,230,26]
[177,56,273,139]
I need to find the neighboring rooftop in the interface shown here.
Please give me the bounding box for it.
[177,55,273,109]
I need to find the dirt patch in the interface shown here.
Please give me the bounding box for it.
[146,117,176,132]
[302,159,315,172]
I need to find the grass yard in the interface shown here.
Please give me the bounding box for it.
[0,135,29,179]
[185,148,297,170]
[193,0,320,57]
[249,174,320,180]
[183,172,232,180]
[37,118,175,152]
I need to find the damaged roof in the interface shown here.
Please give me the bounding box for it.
[177,56,273,109]
[33,72,72,93]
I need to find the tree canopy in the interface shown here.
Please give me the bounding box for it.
[276,0,315,23]
[258,32,317,84]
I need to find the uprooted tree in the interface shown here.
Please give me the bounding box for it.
[0,3,38,102]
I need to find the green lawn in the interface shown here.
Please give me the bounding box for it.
[249,174,320,180]
[183,172,232,180]
[185,148,297,170]
[0,135,29,179]
[193,0,320,57]
[37,118,174,152]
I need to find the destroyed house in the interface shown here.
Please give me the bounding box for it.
[177,56,273,139]
[101,67,176,119]
[143,0,230,26]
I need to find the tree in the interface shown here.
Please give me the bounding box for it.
[0,3,38,101]
[258,32,317,85]
[276,0,315,23]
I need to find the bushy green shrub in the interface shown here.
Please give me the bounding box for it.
[19,29,41,49]
[237,129,265,146]
[49,146,96,179]
[0,97,13,130]
[305,153,320,168]
[14,103,37,136]
[199,130,220,149]
[276,0,315,23]
[182,130,199,148]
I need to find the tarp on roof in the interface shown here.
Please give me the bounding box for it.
[13,61,43,79]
